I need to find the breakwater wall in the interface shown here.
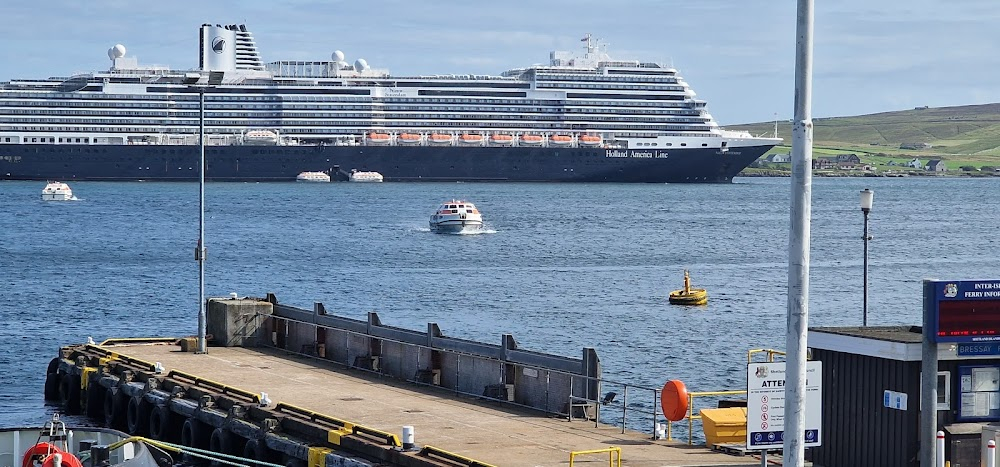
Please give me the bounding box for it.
[238,294,602,414]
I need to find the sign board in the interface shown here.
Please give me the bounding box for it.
[883,390,908,410]
[927,280,1000,343]
[746,361,822,449]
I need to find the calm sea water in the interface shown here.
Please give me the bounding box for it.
[2,176,999,430]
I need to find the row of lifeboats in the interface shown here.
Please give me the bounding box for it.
[365,132,603,147]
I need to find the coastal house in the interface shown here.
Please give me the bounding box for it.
[926,160,947,172]
[906,158,923,169]
[812,157,837,170]
[835,154,861,169]
[765,153,791,163]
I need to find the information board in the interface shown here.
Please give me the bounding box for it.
[746,361,822,449]
[957,364,1000,421]
[928,280,1000,343]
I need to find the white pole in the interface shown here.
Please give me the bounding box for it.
[783,0,814,465]
[197,88,207,354]
[935,431,944,467]
[988,439,996,467]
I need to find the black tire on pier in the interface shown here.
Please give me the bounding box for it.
[243,438,277,464]
[209,427,234,466]
[43,359,61,401]
[104,389,126,430]
[126,396,152,435]
[181,418,209,465]
[148,405,175,442]
[85,383,105,419]
[59,373,82,415]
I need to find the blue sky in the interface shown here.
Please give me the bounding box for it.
[3,0,998,125]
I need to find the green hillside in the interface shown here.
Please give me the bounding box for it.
[730,103,1000,169]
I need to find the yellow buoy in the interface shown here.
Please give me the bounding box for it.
[668,270,708,305]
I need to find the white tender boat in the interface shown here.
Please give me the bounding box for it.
[41,182,76,200]
[429,200,484,233]
[296,171,331,182]
[0,414,164,467]
[349,170,384,182]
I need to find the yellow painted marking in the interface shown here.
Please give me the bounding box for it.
[307,446,332,467]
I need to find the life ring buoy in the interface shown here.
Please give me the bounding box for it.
[22,443,83,467]
[661,380,689,422]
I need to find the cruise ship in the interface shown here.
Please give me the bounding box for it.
[0,25,780,183]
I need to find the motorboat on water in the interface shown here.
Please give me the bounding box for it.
[349,170,384,182]
[41,182,76,200]
[429,200,484,233]
[1,414,168,467]
[296,171,331,182]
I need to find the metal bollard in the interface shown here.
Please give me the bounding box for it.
[936,431,945,467]
[988,440,996,467]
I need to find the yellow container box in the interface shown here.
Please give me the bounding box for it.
[700,407,747,447]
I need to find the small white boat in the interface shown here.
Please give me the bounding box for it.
[41,182,76,200]
[0,414,162,467]
[349,170,384,182]
[296,171,331,182]
[429,199,484,233]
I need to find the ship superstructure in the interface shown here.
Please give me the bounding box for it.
[0,25,780,182]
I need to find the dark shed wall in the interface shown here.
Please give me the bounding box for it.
[808,349,920,467]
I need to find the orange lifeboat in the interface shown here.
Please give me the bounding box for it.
[459,134,483,145]
[398,133,423,144]
[520,135,544,146]
[550,135,573,145]
[579,135,603,146]
[490,134,514,146]
[428,133,454,145]
[367,132,391,145]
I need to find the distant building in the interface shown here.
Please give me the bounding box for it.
[812,154,861,170]
[914,106,930,110]
[906,158,923,169]
[900,142,932,150]
[926,160,947,172]
[765,153,791,163]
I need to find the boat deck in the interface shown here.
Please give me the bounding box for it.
[106,342,772,467]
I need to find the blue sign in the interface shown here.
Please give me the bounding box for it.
[957,343,1000,356]
[926,280,1000,343]
[748,430,819,447]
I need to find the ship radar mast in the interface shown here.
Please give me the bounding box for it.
[582,33,595,54]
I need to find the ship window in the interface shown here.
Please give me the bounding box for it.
[702,143,708,147]
[680,143,687,146]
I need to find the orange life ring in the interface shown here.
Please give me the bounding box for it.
[661,380,689,422]
[22,443,82,467]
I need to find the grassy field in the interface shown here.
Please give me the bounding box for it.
[731,103,1000,172]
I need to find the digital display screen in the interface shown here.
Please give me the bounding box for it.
[938,300,1000,339]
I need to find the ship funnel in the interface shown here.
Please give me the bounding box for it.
[199,24,237,72]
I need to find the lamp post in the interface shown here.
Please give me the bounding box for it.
[196,87,207,354]
[860,188,874,327]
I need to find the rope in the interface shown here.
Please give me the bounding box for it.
[104,437,285,467]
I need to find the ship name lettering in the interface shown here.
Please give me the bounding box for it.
[630,151,654,158]
[605,150,629,158]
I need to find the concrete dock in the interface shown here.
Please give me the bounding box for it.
[107,341,765,467]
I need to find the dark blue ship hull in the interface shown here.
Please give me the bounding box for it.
[0,144,771,183]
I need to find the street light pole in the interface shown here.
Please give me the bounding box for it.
[197,88,207,354]
[860,188,874,327]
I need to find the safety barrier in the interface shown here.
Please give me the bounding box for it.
[569,447,621,467]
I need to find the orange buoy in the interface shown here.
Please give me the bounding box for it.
[661,380,689,422]
[22,442,82,467]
